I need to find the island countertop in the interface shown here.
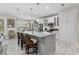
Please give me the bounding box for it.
[17,31,56,55]
[18,31,55,38]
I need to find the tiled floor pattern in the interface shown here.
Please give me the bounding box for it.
[55,40,79,55]
[1,38,37,55]
[7,39,25,55]
[1,39,25,55]
[1,38,79,55]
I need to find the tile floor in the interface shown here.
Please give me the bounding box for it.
[1,38,79,55]
[6,39,25,55]
[0,38,25,55]
[55,40,79,55]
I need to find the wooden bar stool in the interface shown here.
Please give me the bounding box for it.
[19,33,25,50]
[24,36,38,55]
[17,32,21,46]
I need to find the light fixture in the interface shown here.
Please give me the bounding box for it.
[36,3,40,18]
[16,8,22,18]
[30,7,33,19]
[37,3,40,6]
[16,8,20,11]
[16,8,20,14]
[37,19,39,22]
[46,6,49,9]
[30,7,34,33]
[61,4,64,6]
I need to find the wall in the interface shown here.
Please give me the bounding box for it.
[76,7,79,45]
[0,17,6,39]
[16,20,26,29]
[4,17,8,39]
[59,7,76,44]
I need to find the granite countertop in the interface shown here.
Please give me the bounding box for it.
[19,31,55,38]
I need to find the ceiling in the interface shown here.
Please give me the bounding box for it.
[0,3,78,19]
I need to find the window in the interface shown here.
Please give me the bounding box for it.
[0,19,4,32]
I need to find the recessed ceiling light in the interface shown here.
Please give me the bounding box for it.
[36,3,40,6]
[46,6,49,9]
[37,3,39,5]
[16,8,19,11]
[61,4,64,6]
[37,19,39,22]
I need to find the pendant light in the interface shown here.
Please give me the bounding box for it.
[30,7,33,19]
[36,3,40,18]
[30,7,34,33]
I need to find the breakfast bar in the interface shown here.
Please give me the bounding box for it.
[19,31,56,55]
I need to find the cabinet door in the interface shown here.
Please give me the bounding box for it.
[44,19,48,26]
[39,24,43,32]
[45,34,56,55]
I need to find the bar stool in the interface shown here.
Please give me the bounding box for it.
[24,36,38,55]
[17,32,21,46]
[20,33,25,50]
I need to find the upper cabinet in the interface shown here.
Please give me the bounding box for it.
[53,16,59,26]
[44,15,59,27]
[44,19,48,26]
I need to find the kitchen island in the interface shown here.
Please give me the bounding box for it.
[18,31,56,55]
[0,37,2,54]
